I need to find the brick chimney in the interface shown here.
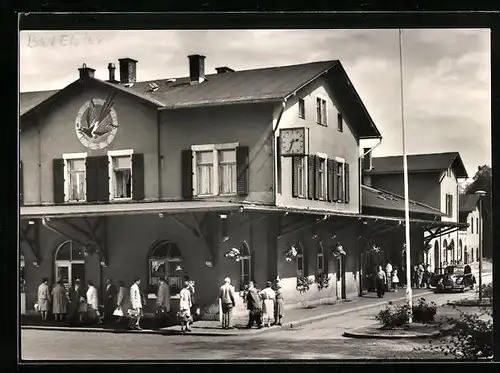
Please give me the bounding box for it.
[188,54,206,84]
[215,66,234,74]
[118,58,138,84]
[78,63,95,80]
[107,63,118,83]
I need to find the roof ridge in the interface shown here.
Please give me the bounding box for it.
[134,59,339,85]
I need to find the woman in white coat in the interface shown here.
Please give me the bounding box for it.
[129,277,143,330]
[86,281,101,324]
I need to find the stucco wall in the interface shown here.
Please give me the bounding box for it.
[159,104,276,203]
[20,84,159,205]
[275,78,360,214]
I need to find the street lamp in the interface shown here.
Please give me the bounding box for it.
[475,190,487,301]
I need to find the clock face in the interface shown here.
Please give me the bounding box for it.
[280,128,305,156]
[75,94,119,150]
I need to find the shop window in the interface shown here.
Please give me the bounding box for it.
[148,241,183,295]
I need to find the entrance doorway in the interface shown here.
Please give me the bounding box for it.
[54,240,86,290]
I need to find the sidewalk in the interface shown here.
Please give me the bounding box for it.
[22,288,434,337]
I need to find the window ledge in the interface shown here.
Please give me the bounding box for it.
[111,197,133,202]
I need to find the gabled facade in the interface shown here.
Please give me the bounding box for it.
[19,56,382,317]
[363,152,469,271]
[459,194,481,264]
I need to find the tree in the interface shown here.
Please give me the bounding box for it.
[464,165,492,258]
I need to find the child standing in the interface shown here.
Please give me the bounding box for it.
[392,269,400,292]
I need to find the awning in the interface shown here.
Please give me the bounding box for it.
[20,201,242,219]
[240,203,468,229]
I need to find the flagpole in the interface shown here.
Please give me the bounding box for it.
[399,28,413,323]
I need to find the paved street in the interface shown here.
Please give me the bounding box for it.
[21,273,491,361]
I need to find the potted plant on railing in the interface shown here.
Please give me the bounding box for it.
[284,245,298,262]
[296,275,314,309]
[224,248,242,262]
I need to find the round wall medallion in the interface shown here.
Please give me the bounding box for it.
[75,95,119,150]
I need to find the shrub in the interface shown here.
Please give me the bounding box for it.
[200,303,220,321]
[296,275,313,294]
[315,273,331,291]
[375,304,411,328]
[477,283,493,300]
[416,306,493,360]
[412,297,437,323]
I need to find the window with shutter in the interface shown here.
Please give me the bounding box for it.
[316,156,327,200]
[344,163,350,203]
[292,156,306,198]
[108,151,131,201]
[131,153,145,201]
[19,161,24,205]
[53,158,65,203]
[336,161,344,202]
[190,143,243,197]
[308,155,315,200]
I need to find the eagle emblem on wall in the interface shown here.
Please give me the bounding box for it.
[75,92,119,150]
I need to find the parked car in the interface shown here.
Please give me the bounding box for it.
[430,265,476,293]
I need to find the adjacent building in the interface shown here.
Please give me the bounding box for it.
[363,152,469,272]
[458,194,482,264]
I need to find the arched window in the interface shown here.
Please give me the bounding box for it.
[316,241,324,274]
[54,240,86,289]
[464,245,468,264]
[450,239,455,263]
[296,242,305,277]
[458,240,463,263]
[433,241,440,272]
[239,241,252,290]
[476,248,479,262]
[442,239,448,265]
[471,247,474,262]
[148,241,183,294]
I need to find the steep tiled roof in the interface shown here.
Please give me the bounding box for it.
[362,185,444,216]
[20,59,381,138]
[366,152,468,179]
[459,194,480,213]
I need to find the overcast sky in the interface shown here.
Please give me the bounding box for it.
[19,29,490,180]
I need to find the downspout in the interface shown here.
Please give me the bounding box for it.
[357,137,382,296]
[42,218,88,248]
[157,111,162,201]
[271,98,287,201]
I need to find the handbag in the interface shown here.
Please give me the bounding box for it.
[113,307,124,317]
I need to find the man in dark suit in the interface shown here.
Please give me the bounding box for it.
[103,278,118,324]
[246,281,262,329]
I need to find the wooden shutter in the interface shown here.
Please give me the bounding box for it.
[19,161,24,205]
[327,159,334,202]
[181,149,193,200]
[344,163,350,203]
[236,146,249,196]
[338,162,344,202]
[307,155,315,200]
[332,160,338,202]
[53,158,65,203]
[132,153,145,201]
[302,243,309,277]
[97,156,109,202]
[292,156,300,198]
[276,136,282,194]
[314,156,321,199]
[85,156,99,203]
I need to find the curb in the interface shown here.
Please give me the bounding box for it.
[21,291,434,337]
[286,290,434,329]
[342,327,441,339]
